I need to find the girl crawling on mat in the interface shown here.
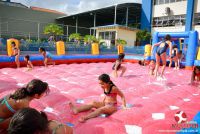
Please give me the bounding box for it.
[24,55,33,71]
[149,60,156,76]
[112,53,126,77]
[39,47,55,67]
[69,74,126,123]
[8,108,73,134]
[0,79,49,130]
[191,66,200,83]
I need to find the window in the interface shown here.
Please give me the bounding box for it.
[159,0,164,4]
[170,0,175,3]
[165,0,170,4]
[153,14,186,27]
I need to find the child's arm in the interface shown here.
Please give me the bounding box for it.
[28,61,33,69]
[191,71,195,83]
[115,87,126,108]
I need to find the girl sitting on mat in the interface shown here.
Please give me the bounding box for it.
[24,55,33,71]
[69,74,126,123]
[112,53,126,77]
[191,66,200,83]
[39,47,55,67]
[8,108,73,134]
[0,79,49,130]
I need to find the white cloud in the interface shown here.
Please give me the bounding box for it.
[11,0,141,15]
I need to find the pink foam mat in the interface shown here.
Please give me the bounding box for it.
[0,63,200,134]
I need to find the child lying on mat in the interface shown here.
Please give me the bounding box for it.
[69,74,126,123]
[8,108,73,134]
[191,66,200,83]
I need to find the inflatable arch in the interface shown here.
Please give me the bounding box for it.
[151,31,199,69]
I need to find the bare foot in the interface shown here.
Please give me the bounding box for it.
[69,102,78,114]
[78,116,86,123]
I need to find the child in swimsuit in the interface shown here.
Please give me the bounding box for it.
[191,66,200,83]
[69,74,126,123]
[0,79,49,130]
[112,53,126,77]
[169,44,179,69]
[8,108,73,134]
[39,47,55,67]
[11,42,20,68]
[151,34,172,78]
[24,55,33,71]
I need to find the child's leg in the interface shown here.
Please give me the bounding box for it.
[69,101,104,114]
[154,54,160,77]
[113,70,118,77]
[44,58,48,67]
[160,53,167,77]
[47,58,55,66]
[79,105,117,122]
[120,66,126,77]
[169,58,172,68]
[15,55,20,68]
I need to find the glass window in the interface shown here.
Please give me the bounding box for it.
[159,0,164,4]
[155,0,158,4]
[176,0,182,2]
[105,32,109,40]
[170,0,175,3]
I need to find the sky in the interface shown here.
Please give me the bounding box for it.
[11,0,141,15]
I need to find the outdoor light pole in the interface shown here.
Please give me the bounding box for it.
[66,25,69,39]
[76,16,78,33]
[126,7,129,26]
[114,4,117,25]
[37,22,40,41]
[93,13,96,36]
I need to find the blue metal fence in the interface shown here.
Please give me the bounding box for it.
[0,39,145,55]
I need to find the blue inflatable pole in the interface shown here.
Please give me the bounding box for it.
[151,32,159,60]
[186,31,199,68]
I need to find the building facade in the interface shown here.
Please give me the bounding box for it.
[141,0,200,39]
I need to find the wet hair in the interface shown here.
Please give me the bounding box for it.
[39,47,46,52]
[8,108,48,134]
[118,53,125,60]
[179,50,182,54]
[9,79,49,100]
[164,34,171,41]
[11,42,16,47]
[172,44,178,49]
[98,74,115,86]
[194,66,200,72]
[25,55,30,61]
[138,60,144,66]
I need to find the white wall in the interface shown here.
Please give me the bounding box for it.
[117,29,137,46]
[194,0,200,13]
[152,1,187,17]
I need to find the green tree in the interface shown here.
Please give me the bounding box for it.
[83,35,99,44]
[69,33,82,45]
[43,24,63,41]
[116,38,127,46]
[136,29,151,46]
